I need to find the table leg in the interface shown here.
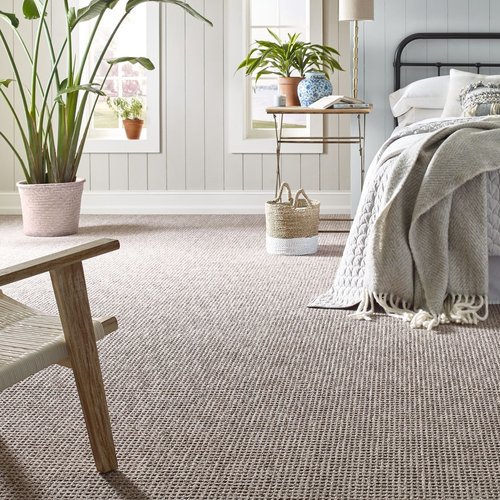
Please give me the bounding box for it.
[273,113,284,197]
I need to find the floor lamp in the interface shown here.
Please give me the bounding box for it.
[339,0,374,99]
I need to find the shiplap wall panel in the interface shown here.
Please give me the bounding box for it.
[90,154,109,190]
[109,155,128,190]
[262,154,276,191]
[383,0,405,137]
[243,154,263,190]
[224,152,243,190]
[165,4,187,190]
[363,0,386,166]
[185,0,206,190]
[204,0,225,190]
[129,154,148,190]
[281,154,301,190]
[79,155,91,191]
[360,0,498,173]
[146,12,167,191]
[0,0,15,192]
[301,155,320,191]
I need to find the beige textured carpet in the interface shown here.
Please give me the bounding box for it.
[0,215,500,500]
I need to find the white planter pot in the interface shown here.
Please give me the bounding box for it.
[16,178,85,237]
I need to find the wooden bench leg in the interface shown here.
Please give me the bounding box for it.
[50,262,118,473]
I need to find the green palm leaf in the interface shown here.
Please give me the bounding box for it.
[125,0,212,26]
[0,11,19,28]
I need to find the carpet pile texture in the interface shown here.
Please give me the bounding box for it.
[0,215,499,499]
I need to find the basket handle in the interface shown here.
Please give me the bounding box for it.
[293,189,313,208]
[273,182,293,204]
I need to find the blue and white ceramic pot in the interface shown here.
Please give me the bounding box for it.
[297,72,333,107]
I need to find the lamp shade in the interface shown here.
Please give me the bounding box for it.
[339,0,374,21]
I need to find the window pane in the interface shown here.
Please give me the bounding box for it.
[278,0,308,26]
[94,98,119,129]
[251,79,306,129]
[249,0,308,132]
[251,0,278,25]
[82,1,149,134]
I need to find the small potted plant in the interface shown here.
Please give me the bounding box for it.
[237,29,343,107]
[107,97,145,140]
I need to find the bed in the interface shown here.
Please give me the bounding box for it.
[311,32,500,328]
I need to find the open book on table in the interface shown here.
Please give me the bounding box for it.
[308,95,370,109]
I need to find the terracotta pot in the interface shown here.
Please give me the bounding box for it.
[17,178,85,237]
[123,119,144,140]
[278,76,304,107]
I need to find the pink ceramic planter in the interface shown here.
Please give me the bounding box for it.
[17,178,85,237]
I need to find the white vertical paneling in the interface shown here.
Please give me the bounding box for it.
[204,0,225,190]
[129,154,148,190]
[319,143,339,191]
[0,0,15,191]
[300,155,320,190]
[262,154,277,191]
[146,8,167,190]
[243,154,262,190]
[79,155,91,191]
[90,154,109,190]
[185,0,206,190]
[447,0,469,70]
[384,0,405,138]
[469,0,490,73]
[281,154,301,189]
[165,3,186,190]
[224,153,243,190]
[320,0,342,191]
[110,155,129,190]
[337,14,352,190]
[405,0,427,84]
[362,0,386,174]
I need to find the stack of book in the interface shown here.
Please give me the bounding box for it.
[308,95,370,109]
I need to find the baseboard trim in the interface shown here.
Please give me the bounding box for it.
[0,190,351,215]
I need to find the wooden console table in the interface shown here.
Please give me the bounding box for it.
[266,106,372,232]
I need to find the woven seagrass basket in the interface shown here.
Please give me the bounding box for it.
[265,183,320,255]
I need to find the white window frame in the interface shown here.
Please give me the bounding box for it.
[80,4,161,154]
[226,0,323,154]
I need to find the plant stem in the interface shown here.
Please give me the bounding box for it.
[0,131,30,182]
[31,0,50,116]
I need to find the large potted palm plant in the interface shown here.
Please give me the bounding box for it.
[238,30,343,107]
[0,0,211,237]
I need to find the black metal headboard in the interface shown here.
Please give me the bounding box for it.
[394,32,500,91]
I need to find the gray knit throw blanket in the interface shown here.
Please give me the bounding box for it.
[314,119,500,330]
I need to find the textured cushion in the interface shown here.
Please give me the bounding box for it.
[389,75,449,117]
[442,69,500,117]
[460,82,500,116]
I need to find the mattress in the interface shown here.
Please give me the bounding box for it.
[391,118,500,303]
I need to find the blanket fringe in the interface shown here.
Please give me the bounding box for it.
[351,289,488,330]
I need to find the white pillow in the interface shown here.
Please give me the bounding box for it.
[389,75,450,117]
[397,107,444,127]
[442,69,500,117]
